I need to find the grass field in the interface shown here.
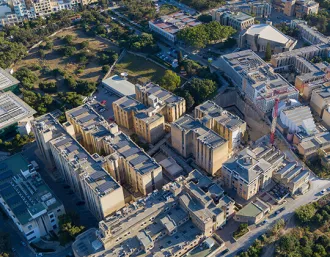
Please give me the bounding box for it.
[114,53,166,84]
[15,29,120,93]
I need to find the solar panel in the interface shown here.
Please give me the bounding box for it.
[76,153,87,160]
[54,138,71,147]
[130,155,148,166]
[70,107,88,117]
[0,170,13,180]
[122,147,140,158]
[90,171,106,181]
[97,181,116,194]
[79,114,97,123]
[66,144,78,153]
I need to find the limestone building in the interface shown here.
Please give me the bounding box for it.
[171,115,229,176]
[194,101,246,152]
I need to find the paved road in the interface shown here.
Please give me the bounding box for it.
[218,176,330,257]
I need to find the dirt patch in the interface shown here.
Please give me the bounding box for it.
[14,28,120,93]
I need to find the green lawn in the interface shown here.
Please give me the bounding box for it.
[115,53,166,84]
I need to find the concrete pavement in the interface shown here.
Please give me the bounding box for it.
[218,176,330,257]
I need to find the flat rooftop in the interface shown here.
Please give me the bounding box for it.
[223,142,285,183]
[0,68,19,91]
[222,50,297,100]
[50,134,121,196]
[136,82,184,106]
[0,92,36,129]
[150,11,201,35]
[196,101,245,130]
[102,75,136,97]
[0,154,62,225]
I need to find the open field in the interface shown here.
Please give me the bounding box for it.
[114,53,166,84]
[14,29,120,93]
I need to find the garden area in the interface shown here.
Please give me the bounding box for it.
[13,28,120,115]
[114,52,166,84]
[233,223,249,240]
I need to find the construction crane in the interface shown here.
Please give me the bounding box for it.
[270,98,279,145]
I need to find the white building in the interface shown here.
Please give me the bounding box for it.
[0,154,65,242]
[239,24,297,53]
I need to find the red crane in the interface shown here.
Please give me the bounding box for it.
[270,98,279,145]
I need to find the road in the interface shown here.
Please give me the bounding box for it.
[218,175,330,257]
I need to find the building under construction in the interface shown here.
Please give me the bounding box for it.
[219,50,299,113]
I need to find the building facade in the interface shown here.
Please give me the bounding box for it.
[0,154,65,242]
[212,9,254,31]
[222,142,285,200]
[171,115,229,176]
[194,101,246,152]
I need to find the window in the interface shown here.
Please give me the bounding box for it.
[25,230,35,236]
[57,209,61,213]
[49,214,54,218]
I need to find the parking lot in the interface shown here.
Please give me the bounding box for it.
[93,86,120,121]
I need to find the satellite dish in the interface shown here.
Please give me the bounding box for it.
[120,72,128,77]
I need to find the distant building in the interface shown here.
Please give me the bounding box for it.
[239,24,297,53]
[0,91,36,137]
[220,1,271,18]
[222,141,285,200]
[290,20,329,45]
[171,115,229,176]
[194,100,246,152]
[149,11,202,42]
[0,154,65,242]
[219,50,299,113]
[72,169,235,257]
[283,0,319,18]
[212,9,254,31]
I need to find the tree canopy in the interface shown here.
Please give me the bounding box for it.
[158,70,181,92]
[178,0,226,11]
[58,212,84,246]
[177,21,236,48]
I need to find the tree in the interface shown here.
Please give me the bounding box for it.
[62,46,76,57]
[177,22,235,48]
[58,213,84,246]
[39,49,46,59]
[59,92,83,108]
[182,90,195,110]
[0,231,11,257]
[39,81,57,93]
[277,235,299,255]
[295,204,316,224]
[44,41,54,50]
[177,50,183,65]
[158,70,181,91]
[14,67,38,89]
[265,42,272,61]
[188,78,217,104]
[63,34,74,45]
[80,41,89,49]
[0,36,27,69]
[198,14,213,23]
[102,65,110,73]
